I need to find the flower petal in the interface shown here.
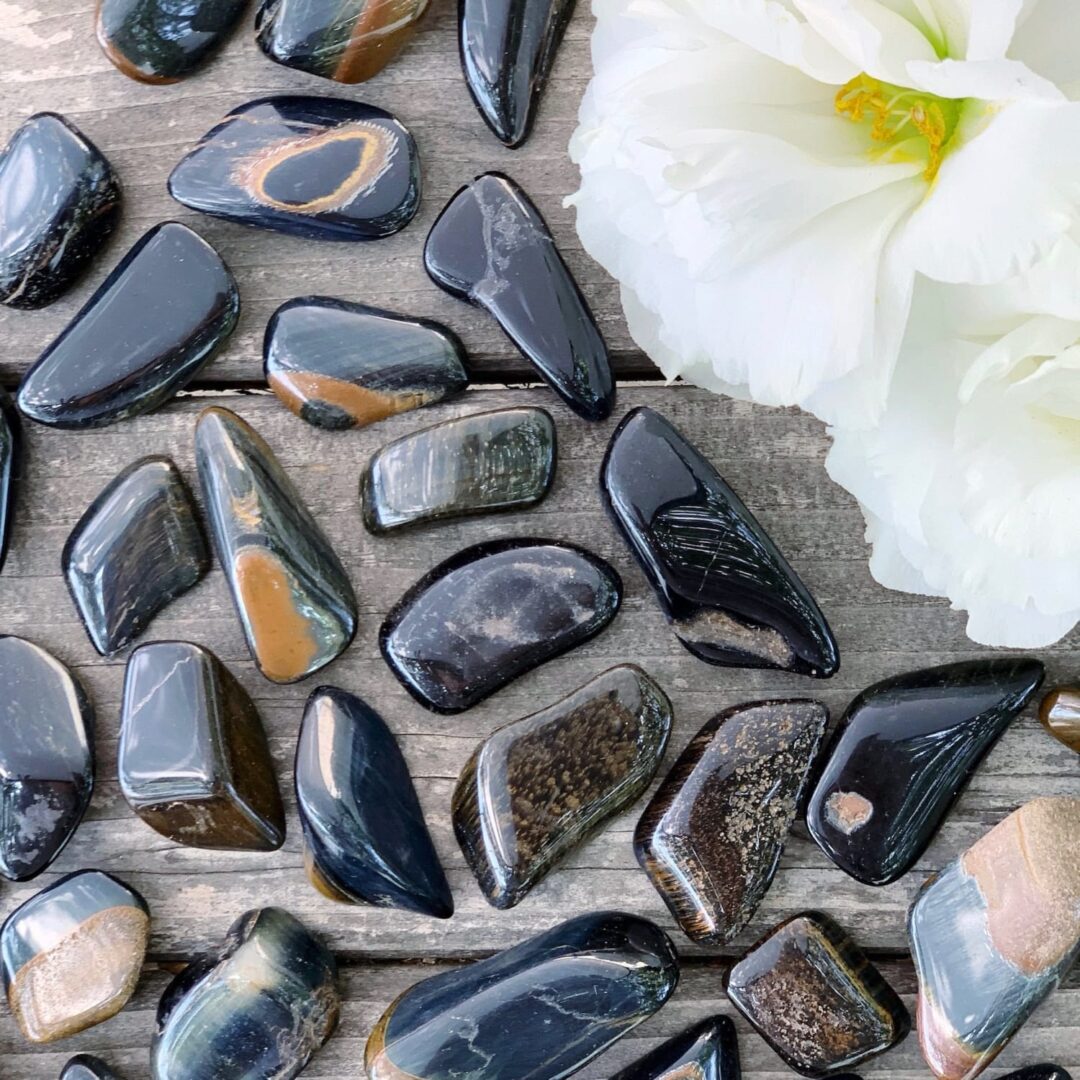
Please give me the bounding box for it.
[905,56,1064,101]
[1010,0,1080,100]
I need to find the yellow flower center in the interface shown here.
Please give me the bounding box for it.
[835,73,962,182]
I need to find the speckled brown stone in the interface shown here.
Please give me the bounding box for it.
[1039,688,1080,753]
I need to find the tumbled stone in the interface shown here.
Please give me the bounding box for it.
[807,659,1043,886]
[0,389,21,573]
[265,296,468,431]
[97,0,247,83]
[726,912,910,1077]
[0,636,94,882]
[1039,688,1080,753]
[64,456,209,656]
[453,664,671,908]
[119,641,285,851]
[909,797,1080,1080]
[1,870,149,1044]
[362,406,555,533]
[62,1055,121,1080]
[380,538,622,713]
[296,686,452,917]
[18,222,239,429]
[609,1016,740,1080]
[366,911,679,1080]
[152,907,339,1080]
[425,173,614,421]
[635,699,826,945]
[196,407,357,683]
[998,1069,1072,1080]
[461,0,573,146]
[0,112,120,309]
[256,0,427,82]
[604,406,839,677]
[169,97,420,241]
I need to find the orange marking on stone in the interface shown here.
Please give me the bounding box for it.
[269,370,429,427]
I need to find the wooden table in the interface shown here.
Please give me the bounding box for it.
[1,3,1078,1077]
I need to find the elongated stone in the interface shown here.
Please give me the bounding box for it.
[64,457,210,656]
[380,538,622,713]
[265,297,468,431]
[909,797,1080,1080]
[363,406,555,533]
[196,407,357,683]
[999,1070,1072,1080]
[256,0,427,82]
[152,908,339,1080]
[96,0,247,83]
[18,222,239,429]
[807,659,1044,886]
[726,913,909,1077]
[609,1016,740,1080]
[120,641,285,851]
[2,870,149,1044]
[169,97,421,241]
[366,911,679,1080]
[603,406,839,677]
[461,0,574,147]
[425,173,614,421]
[635,699,827,944]
[0,636,94,882]
[453,664,671,908]
[0,389,21,573]
[62,1055,122,1080]
[296,686,452,917]
[0,112,121,309]
[1039,687,1080,753]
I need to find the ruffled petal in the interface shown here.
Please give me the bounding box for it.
[905,56,1064,101]
[1010,0,1080,100]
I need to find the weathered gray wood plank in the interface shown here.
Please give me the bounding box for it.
[0,0,658,382]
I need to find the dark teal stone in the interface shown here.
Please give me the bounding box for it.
[152,908,340,1080]
[0,112,120,309]
[195,407,357,684]
[461,0,575,146]
[362,406,555,533]
[602,406,839,677]
[425,173,614,421]
[609,1016,740,1080]
[63,457,209,656]
[96,0,248,82]
[62,1055,122,1080]
[264,297,468,431]
[365,912,679,1080]
[380,538,622,713]
[17,222,239,429]
[0,636,94,882]
[169,97,420,241]
[295,686,453,917]
[806,658,1044,886]
[0,388,21,573]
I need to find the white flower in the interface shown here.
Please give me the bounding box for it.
[827,238,1080,647]
[568,0,1080,426]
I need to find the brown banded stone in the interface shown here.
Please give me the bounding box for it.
[1039,688,1080,753]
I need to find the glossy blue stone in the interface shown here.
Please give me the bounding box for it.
[609,1016,740,1080]
[62,1055,122,1080]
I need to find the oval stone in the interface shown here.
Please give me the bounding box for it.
[62,1055,122,1080]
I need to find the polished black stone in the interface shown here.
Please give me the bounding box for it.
[196,407,358,683]
[97,0,248,83]
[425,173,614,421]
[807,659,1044,886]
[602,406,839,677]
[0,389,21,574]
[62,1055,122,1080]
[0,636,94,882]
[362,406,555,533]
[296,686,453,917]
[998,1069,1072,1080]
[0,112,120,309]
[120,641,286,851]
[152,908,340,1080]
[366,912,679,1080]
[64,457,209,656]
[609,1016,740,1080]
[18,222,239,429]
[265,297,468,431]
[169,96,421,241]
[380,538,622,713]
[461,0,574,147]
